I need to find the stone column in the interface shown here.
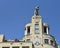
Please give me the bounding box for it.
[25,27,27,35]
[47,27,49,34]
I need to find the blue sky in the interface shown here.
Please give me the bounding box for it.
[0,0,60,44]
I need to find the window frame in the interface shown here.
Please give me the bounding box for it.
[27,26,30,35]
[26,39,30,42]
[44,26,47,34]
[44,39,49,44]
[22,46,29,48]
[35,24,39,34]
[2,47,10,48]
[50,40,54,46]
[12,46,19,48]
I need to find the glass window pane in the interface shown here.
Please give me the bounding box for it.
[12,47,19,48]
[50,40,54,45]
[26,39,30,42]
[22,46,29,48]
[35,24,39,28]
[44,39,49,44]
[35,24,39,34]
[2,47,9,48]
[35,30,39,34]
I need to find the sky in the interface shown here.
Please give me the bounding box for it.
[0,0,60,45]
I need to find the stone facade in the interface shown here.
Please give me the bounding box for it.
[0,6,58,48]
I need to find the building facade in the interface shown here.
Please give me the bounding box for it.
[0,6,58,48]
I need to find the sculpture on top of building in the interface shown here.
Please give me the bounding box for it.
[0,6,58,48]
[34,6,39,15]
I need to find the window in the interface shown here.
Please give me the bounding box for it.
[50,40,54,45]
[44,26,47,34]
[27,26,30,34]
[44,39,49,44]
[26,39,30,42]
[35,24,39,34]
[12,47,19,48]
[35,24,39,28]
[22,46,29,48]
[2,47,9,48]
